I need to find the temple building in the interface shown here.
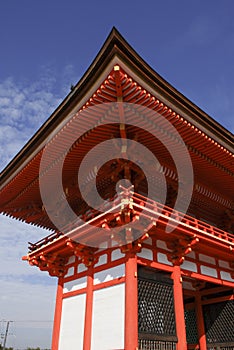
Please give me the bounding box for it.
[0,28,233,350]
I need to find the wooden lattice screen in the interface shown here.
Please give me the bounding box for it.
[204,300,234,349]
[138,267,177,349]
[184,308,199,345]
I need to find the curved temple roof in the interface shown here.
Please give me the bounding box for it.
[0,28,233,235]
[1,28,233,184]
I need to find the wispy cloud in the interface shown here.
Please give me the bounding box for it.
[0,76,60,170]
[0,64,78,349]
[0,216,57,349]
[0,64,79,171]
[0,277,55,348]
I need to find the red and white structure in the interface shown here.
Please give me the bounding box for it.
[0,28,233,350]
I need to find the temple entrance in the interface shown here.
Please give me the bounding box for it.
[138,266,177,349]
[138,266,234,350]
[184,283,234,350]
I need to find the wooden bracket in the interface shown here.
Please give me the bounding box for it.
[28,254,68,277]
[167,236,199,266]
[66,240,98,267]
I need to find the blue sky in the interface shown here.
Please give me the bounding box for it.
[0,1,234,348]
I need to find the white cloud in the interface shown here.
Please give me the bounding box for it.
[0,215,57,349]
[0,77,60,170]
[0,65,78,349]
[0,277,56,349]
[0,63,79,171]
[0,217,57,349]
[0,215,49,276]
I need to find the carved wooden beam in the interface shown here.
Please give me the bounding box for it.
[167,236,199,266]
[25,254,68,277]
[66,240,98,267]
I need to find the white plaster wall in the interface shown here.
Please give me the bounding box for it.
[181,260,197,272]
[93,264,125,285]
[111,248,125,261]
[220,270,234,282]
[66,255,76,264]
[91,283,125,350]
[157,252,173,266]
[200,265,218,278]
[63,276,87,292]
[58,294,86,350]
[137,248,153,260]
[199,253,216,265]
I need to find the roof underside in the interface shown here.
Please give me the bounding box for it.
[0,28,233,236]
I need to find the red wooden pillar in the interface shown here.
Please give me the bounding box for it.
[83,267,93,350]
[195,293,207,350]
[125,253,138,350]
[51,277,63,350]
[172,264,187,350]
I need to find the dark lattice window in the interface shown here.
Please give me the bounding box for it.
[203,300,234,344]
[138,267,177,345]
[207,346,234,350]
[138,338,176,350]
[184,308,198,344]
